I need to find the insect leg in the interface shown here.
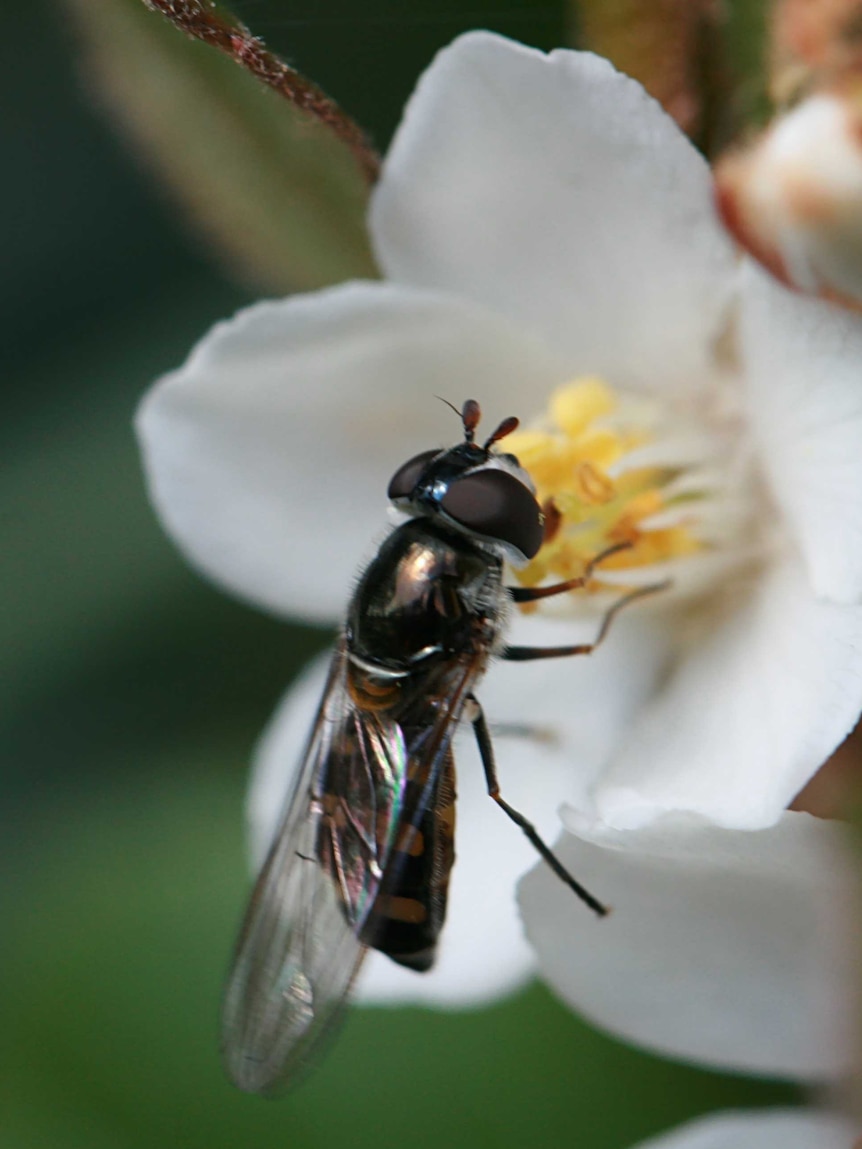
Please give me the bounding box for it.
[507,541,633,604]
[488,721,560,747]
[466,694,608,918]
[503,580,669,661]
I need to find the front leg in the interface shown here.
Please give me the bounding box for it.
[503,581,669,662]
[507,541,632,604]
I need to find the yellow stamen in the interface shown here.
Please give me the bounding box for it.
[550,376,616,436]
[575,461,615,506]
[507,379,706,606]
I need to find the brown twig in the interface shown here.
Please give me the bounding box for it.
[140,0,381,183]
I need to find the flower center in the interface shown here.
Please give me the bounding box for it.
[506,378,749,609]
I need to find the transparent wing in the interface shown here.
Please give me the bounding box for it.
[221,638,408,1095]
[221,636,486,1094]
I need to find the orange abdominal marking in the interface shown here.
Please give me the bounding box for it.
[346,666,403,711]
[378,897,428,924]
[396,826,425,856]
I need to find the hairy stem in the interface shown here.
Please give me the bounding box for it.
[140,0,381,182]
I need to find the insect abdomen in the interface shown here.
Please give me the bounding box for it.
[361,755,456,971]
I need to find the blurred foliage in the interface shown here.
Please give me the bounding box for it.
[65,0,378,294]
[2,1,793,1147]
[723,0,772,126]
[1,758,795,1149]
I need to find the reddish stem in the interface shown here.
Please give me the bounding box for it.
[141,0,381,183]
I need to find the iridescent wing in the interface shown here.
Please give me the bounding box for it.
[221,638,408,1094]
[221,636,485,1094]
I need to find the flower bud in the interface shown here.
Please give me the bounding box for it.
[715,85,862,311]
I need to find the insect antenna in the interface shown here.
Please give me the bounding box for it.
[434,397,517,448]
[435,395,463,420]
[461,399,481,443]
[435,396,482,443]
[483,415,519,450]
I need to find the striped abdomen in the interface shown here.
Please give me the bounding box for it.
[361,752,457,971]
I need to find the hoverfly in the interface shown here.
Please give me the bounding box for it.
[222,399,659,1094]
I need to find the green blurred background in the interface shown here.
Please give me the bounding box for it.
[2,2,795,1146]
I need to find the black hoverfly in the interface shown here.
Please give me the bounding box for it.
[222,399,659,1094]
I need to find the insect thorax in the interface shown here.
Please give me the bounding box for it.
[346,519,504,674]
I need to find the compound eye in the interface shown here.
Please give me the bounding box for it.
[387,449,440,500]
[440,469,544,559]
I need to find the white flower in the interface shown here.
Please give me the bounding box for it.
[136,31,862,1078]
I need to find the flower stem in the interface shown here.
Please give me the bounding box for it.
[140,0,381,183]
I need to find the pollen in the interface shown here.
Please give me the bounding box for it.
[506,379,710,605]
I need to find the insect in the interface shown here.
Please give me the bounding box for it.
[222,399,660,1094]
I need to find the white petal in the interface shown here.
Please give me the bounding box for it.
[742,265,862,604]
[593,556,862,831]
[519,811,856,1079]
[631,1109,857,1149]
[136,282,563,623]
[371,32,735,392]
[491,607,674,807]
